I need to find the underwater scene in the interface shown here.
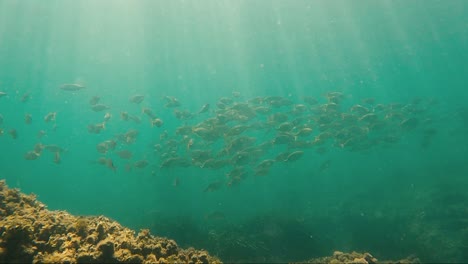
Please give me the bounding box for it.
[1,0,468,263]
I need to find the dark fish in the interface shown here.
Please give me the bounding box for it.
[319,160,331,173]
[116,150,132,159]
[89,96,100,105]
[197,103,210,114]
[44,112,57,122]
[24,151,40,160]
[60,83,86,91]
[91,104,110,112]
[106,158,117,172]
[24,114,32,124]
[54,152,61,164]
[285,151,304,162]
[129,94,145,104]
[8,129,17,139]
[203,181,224,192]
[205,211,226,220]
[21,93,30,102]
[134,159,149,168]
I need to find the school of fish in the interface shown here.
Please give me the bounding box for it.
[0,84,439,192]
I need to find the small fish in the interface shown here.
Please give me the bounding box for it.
[54,152,61,164]
[151,118,163,128]
[91,104,110,112]
[400,117,419,130]
[186,138,194,151]
[295,128,313,137]
[319,160,331,173]
[285,150,304,162]
[173,177,180,187]
[197,104,210,114]
[164,96,181,108]
[44,112,57,123]
[8,129,17,139]
[60,83,86,91]
[142,107,157,119]
[21,93,30,102]
[0,114,3,124]
[34,143,45,154]
[87,122,106,134]
[105,158,117,172]
[44,144,66,153]
[37,130,47,138]
[89,96,100,105]
[24,114,32,124]
[203,181,224,192]
[104,112,112,122]
[134,160,149,168]
[116,150,133,159]
[0,91,7,97]
[205,211,226,220]
[24,151,40,160]
[129,94,145,104]
[120,111,129,120]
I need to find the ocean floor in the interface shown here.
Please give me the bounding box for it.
[0,179,426,263]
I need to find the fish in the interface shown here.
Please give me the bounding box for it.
[160,157,191,169]
[8,129,17,139]
[151,118,163,127]
[89,96,100,105]
[24,151,40,160]
[173,177,180,187]
[91,104,110,112]
[44,112,57,122]
[0,91,7,97]
[295,127,313,137]
[60,83,86,91]
[129,94,145,104]
[205,211,226,220]
[203,181,224,192]
[104,112,112,122]
[120,111,129,120]
[285,151,304,162]
[197,104,210,114]
[0,114,3,124]
[54,152,61,164]
[133,160,149,168]
[34,143,45,154]
[116,150,133,159]
[142,107,157,119]
[303,96,318,105]
[37,130,46,138]
[319,160,331,173]
[164,96,181,108]
[21,93,30,102]
[129,115,141,124]
[0,128,3,136]
[24,114,32,124]
[106,158,117,172]
[400,117,419,130]
[87,122,106,134]
[44,145,66,153]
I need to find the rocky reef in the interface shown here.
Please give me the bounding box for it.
[0,180,221,263]
[304,251,420,264]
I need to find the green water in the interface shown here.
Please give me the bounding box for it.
[1,0,468,262]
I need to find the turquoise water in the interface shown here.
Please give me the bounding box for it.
[1,0,468,262]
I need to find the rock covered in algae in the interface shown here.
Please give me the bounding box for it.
[302,250,420,264]
[0,180,221,264]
